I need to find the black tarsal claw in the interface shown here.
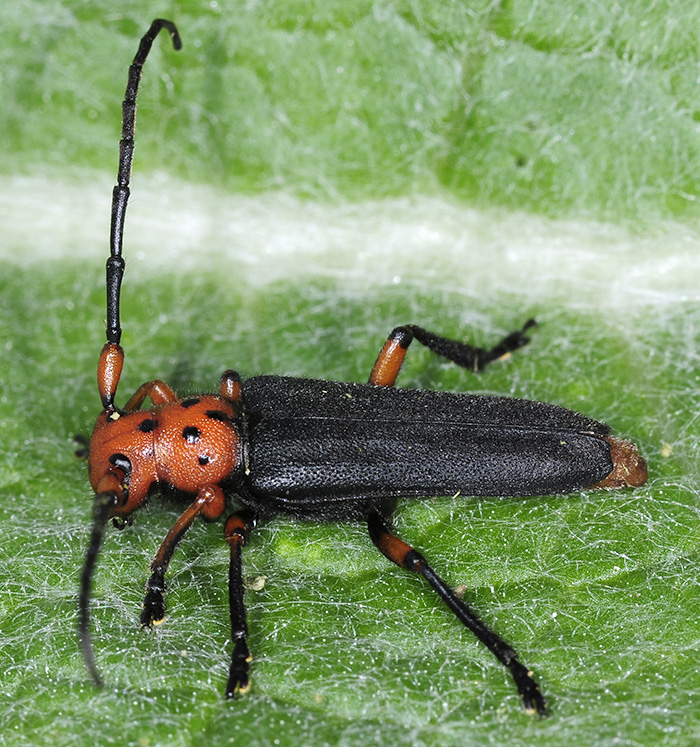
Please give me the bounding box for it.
[141,589,166,627]
[511,660,548,717]
[225,638,251,699]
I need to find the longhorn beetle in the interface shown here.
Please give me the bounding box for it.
[79,19,648,717]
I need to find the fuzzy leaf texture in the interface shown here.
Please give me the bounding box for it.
[0,3,697,747]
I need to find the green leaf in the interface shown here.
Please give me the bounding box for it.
[1,3,698,747]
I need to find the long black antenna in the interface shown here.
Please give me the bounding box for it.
[106,19,182,346]
[79,492,119,687]
[80,19,182,686]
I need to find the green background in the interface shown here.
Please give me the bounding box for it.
[1,2,698,746]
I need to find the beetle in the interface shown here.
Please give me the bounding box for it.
[78,19,648,717]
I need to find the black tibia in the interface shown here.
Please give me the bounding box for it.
[366,509,547,717]
[107,19,182,346]
[225,510,258,698]
[407,319,537,372]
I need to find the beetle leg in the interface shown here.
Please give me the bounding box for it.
[123,380,178,411]
[141,485,226,627]
[367,509,547,717]
[74,434,90,460]
[224,508,258,698]
[369,319,537,386]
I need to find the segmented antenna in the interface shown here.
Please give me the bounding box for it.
[106,19,182,346]
[79,491,119,687]
[80,20,182,687]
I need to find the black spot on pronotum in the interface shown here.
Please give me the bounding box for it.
[137,419,158,433]
[205,410,229,422]
[183,426,201,444]
[181,397,200,408]
[198,455,210,466]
